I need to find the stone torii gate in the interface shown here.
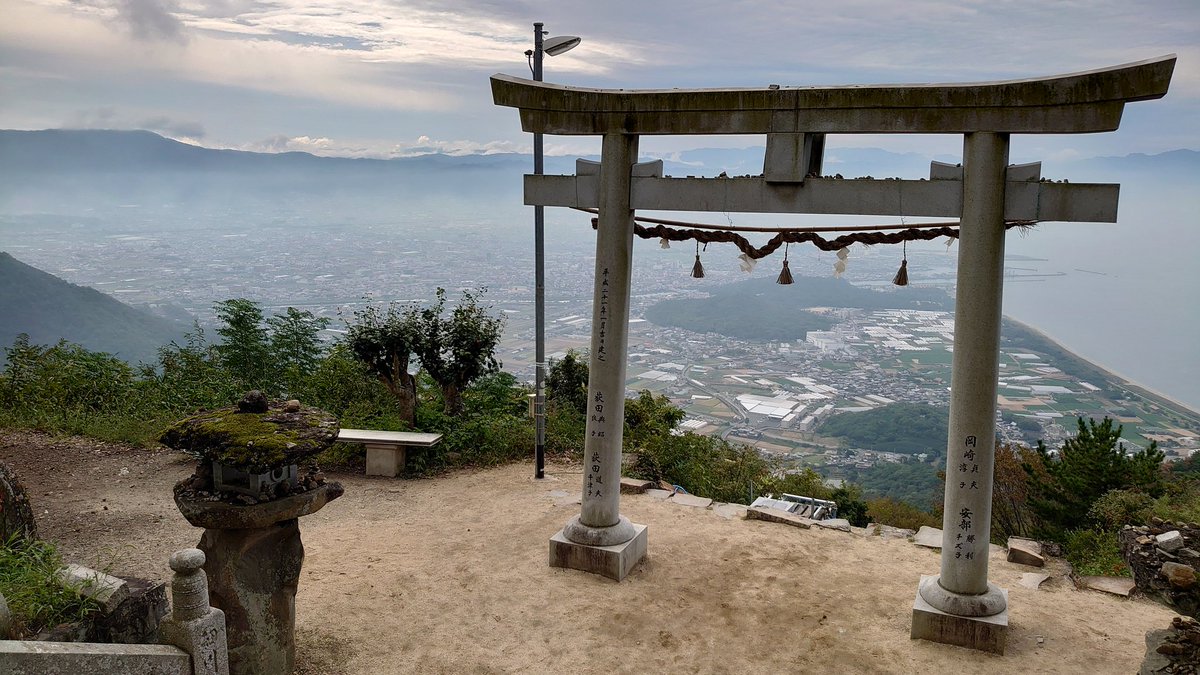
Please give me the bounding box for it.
[492,55,1174,652]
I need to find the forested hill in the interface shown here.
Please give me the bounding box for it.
[644,275,951,340]
[816,403,949,455]
[0,252,185,364]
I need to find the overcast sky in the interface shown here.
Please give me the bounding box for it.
[1,0,1196,161]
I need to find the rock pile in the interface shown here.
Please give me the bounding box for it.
[1141,615,1200,674]
[1121,519,1200,617]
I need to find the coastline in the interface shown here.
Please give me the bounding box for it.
[1003,315,1200,417]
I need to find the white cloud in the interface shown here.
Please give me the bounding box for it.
[240,133,526,158]
[2,0,1196,157]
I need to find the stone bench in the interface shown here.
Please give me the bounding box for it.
[336,429,444,477]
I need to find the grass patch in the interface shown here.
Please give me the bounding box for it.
[1064,529,1129,577]
[0,536,99,638]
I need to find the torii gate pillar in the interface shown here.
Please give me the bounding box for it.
[548,132,648,580]
[911,132,1011,653]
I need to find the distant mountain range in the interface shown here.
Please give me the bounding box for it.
[0,252,185,364]
[2,128,1193,190]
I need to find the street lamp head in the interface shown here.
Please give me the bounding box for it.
[543,35,581,56]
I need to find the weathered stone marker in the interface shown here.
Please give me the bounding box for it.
[162,395,341,674]
[160,548,229,675]
[493,55,1175,650]
[0,461,37,543]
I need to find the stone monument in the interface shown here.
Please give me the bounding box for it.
[162,392,341,674]
[492,55,1176,648]
[0,460,37,543]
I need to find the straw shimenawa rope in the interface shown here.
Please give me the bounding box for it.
[580,209,1037,260]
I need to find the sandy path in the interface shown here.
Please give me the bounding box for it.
[1,431,1178,673]
[295,464,1174,674]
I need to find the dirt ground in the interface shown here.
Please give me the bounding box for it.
[0,429,1180,674]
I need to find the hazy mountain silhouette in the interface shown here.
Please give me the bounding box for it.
[0,252,186,364]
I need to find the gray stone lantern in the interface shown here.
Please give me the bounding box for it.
[161,391,342,675]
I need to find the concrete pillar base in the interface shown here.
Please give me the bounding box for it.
[549,523,647,581]
[563,514,638,547]
[911,575,1008,654]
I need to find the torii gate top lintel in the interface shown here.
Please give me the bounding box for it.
[491,54,1174,135]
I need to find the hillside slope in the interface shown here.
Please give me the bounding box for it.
[0,252,185,363]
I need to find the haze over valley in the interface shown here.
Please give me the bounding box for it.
[2,129,1198,510]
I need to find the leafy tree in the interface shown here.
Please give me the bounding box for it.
[831,484,870,527]
[293,344,406,430]
[153,323,240,412]
[345,301,422,426]
[213,299,273,392]
[267,307,330,394]
[414,288,505,415]
[546,350,589,415]
[1024,416,1165,540]
[630,431,774,504]
[623,390,685,450]
[990,443,1043,541]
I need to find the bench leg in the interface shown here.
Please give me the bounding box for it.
[364,444,408,477]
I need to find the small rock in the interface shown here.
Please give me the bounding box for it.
[1137,535,1155,546]
[234,494,258,506]
[620,477,654,494]
[1157,642,1185,656]
[284,399,301,413]
[1080,576,1136,597]
[912,526,943,549]
[237,390,269,413]
[57,564,130,614]
[1019,572,1051,590]
[878,525,915,540]
[814,518,852,532]
[713,503,748,519]
[670,493,713,509]
[745,506,813,529]
[1160,561,1197,590]
[1158,531,1185,552]
[1007,537,1046,567]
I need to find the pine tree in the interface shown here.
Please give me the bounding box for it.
[1024,416,1164,540]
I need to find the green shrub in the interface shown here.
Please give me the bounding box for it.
[1064,529,1128,577]
[0,536,99,638]
[629,432,774,504]
[867,497,942,531]
[1087,489,1154,530]
[1150,478,1200,525]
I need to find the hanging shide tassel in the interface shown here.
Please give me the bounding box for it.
[738,252,757,273]
[893,241,909,286]
[776,242,794,285]
[660,237,671,249]
[691,241,705,278]
[833,247,849,278]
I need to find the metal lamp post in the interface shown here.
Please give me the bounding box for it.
[527,22,580,479]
